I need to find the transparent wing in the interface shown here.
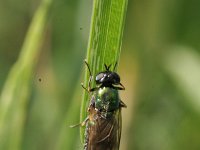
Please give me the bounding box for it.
[84,106,121,150]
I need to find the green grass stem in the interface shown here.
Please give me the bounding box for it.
[80,0,128,143]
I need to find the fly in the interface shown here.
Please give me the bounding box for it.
[80,60,126,150]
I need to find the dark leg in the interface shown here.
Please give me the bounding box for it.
[119,83,125,90]
[112,83,125,90]
[81,60,93,92]
[89,87,99,92]
[120,100,127,108]
[81,83,89,92]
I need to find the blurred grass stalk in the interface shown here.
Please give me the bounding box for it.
[80,0,128,143]
[164,47,200,114]
[0,0,52,149]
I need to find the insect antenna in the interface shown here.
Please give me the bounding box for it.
[104,64,108,70]
[113,62,118,71]
[104,64,111,71]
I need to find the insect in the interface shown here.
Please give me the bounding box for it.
[81,60,126,150]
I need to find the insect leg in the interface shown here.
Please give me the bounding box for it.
[69,116,89,128]
[112,83,125,90]
[81,83,89,92]
[118,83,125,90]
[120,100,127,108]
[84,60,93,90]
[81,59,94,92]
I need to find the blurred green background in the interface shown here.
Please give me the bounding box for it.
[1,0,200,150]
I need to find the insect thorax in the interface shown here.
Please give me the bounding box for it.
[94,87,120,114]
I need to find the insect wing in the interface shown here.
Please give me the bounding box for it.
[85,106,122,150]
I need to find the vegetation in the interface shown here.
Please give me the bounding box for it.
[80,0,128,143]
[0,0,200,150]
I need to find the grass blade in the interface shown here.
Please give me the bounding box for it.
[80,0,128,143]
[0,0,52,149]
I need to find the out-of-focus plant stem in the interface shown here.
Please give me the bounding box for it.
[0,0,52,149]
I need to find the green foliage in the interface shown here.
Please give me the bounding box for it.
[1,0,200,150]
[0,0,52,149]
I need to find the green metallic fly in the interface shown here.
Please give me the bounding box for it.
[81,60,126,150]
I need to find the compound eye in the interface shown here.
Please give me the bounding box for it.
[95,73,104,83]
[112,73,120,84]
